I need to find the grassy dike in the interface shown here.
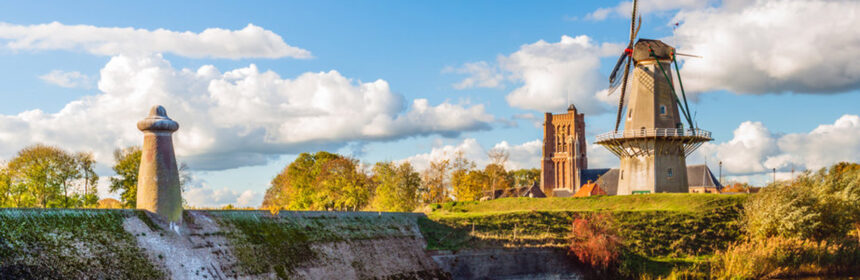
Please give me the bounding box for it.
[206,211,426,278]
[418,193,747,277]
[0,209,165,279]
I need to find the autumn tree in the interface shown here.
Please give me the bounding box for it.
[4,144,98,208]
[262,151,372,211]
[109,146,142,208]
[420,158,451,204]
[370,161,421,212]
[0,164,10,207]
[453,170,488,201]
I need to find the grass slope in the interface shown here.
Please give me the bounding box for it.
[207,211,425,277]
[419,194,747,277]
[426,193,744,215]
[0,209,164,279]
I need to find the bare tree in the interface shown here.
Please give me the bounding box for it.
[486,147,510,199]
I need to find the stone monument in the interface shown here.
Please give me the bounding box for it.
[136,105,182,226]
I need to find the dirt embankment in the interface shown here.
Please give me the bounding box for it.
[1,209,587,279]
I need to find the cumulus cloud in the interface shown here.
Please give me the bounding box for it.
[673,0,860,94]
[402,138,540,171]
[39,70,92,88]
[184,181,263,208]
[401,137,619,172]
[444,61,504,89]
[450,35,620,114]
[0,22,310,59]
[695,115,860,176]
[0,54,494,170]
[585,0,714,20]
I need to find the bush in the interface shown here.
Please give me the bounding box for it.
[713,237,860,279]
[568,213,622,271]
[744,163,860,243]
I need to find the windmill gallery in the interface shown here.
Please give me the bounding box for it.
[538,0,720,198]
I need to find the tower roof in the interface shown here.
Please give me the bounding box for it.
[633,39,674,62]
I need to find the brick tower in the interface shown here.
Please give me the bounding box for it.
[540,104,587,196]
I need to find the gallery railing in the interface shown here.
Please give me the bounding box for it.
[595,128,711,142]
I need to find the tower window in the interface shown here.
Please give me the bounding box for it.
[620,170,624,179]
[667,168,674,178]
[627,109,633,120]
[659,105,667,115]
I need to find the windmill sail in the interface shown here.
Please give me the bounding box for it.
[612,0,639,132]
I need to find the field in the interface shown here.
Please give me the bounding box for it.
[419,193,748,277]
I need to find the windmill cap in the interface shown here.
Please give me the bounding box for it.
[137,105,179,132]
[633,39,675,62]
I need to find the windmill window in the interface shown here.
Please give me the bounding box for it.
[620,170,624,179]
[667,168,674,178]
[627,109,633,120]
[659,105,667,115]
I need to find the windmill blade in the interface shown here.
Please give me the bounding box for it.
[614,0,638,132]
[613,55,633,132]
[608,53,629,95]
[629,0,638,43]
[633,16,642,39]
[675,52,702,58]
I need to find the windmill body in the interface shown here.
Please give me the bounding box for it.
[596,39,711,194]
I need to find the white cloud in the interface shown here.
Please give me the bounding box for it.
[0,54,494,170]
[444,61,504,89]
[184,182,262,208]
[402,138,540,171]
[695,115,860,176]
[0,22,310,59]
[503,35,621,114]
[585,0,714,21]
[401,137,619,173]
[39,70,92,88]
[450,35,620,114]
[673,0,860,94]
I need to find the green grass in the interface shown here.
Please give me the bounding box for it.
[418,193,747,278]
[0,209,165,279]
[426,193,746,215]
[207,211,424,277]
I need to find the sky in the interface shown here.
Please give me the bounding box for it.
[0,0,857,207]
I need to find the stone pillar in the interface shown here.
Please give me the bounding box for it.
[136,105,182,224]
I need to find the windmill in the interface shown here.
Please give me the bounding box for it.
[595,0,712,195]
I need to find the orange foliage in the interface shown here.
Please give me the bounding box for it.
[568,214,622,270]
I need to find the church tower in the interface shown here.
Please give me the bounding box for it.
[541,105,587,196]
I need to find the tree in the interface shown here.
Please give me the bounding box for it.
[317,157,372,211]
[109,146,141,208]
[420,158,451,204]
[5,144,96,208]
[510,168,540,187]
[75,152,99,207]
[486,147,510,198]
[0,164,10,207]
[453,170,488,201]
[108,146,190,209]
[370,161,421,212]
[262,151,372,211]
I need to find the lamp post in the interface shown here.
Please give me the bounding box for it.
[772,168,776,185]
[718,161,722,186]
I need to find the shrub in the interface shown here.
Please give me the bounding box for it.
[568,213,622,271]
[712,236,860,279]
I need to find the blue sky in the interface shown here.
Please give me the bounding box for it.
[0,0,858,207]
